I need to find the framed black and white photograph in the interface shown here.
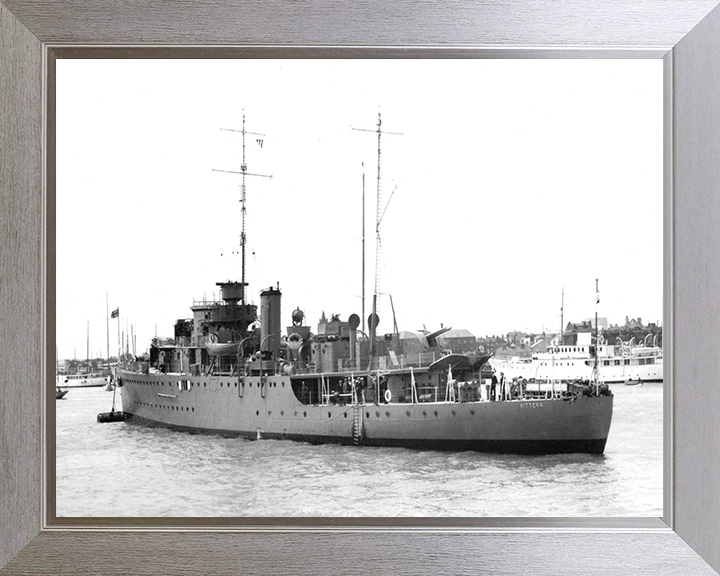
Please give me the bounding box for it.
[2,2,720,575]
[52,57,663,519]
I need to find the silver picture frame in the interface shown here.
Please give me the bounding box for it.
[1,1,720,574]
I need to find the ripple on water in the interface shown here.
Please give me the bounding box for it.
[56,385,662,517]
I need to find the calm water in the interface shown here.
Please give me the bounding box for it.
[56,384,663,517]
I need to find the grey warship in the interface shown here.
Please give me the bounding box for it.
[117,115,613,455]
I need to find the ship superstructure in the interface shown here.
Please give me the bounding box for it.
[119,286,613,454]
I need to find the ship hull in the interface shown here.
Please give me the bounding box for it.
[123,414,608,455]
[119,371,613,455]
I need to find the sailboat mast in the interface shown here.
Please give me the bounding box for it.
[106,293,111,375]
[86,321,89,372]
[560,287,564,346]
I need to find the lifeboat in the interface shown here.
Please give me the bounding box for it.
[206,341,242,356]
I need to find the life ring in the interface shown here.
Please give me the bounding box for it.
[384,389,392,403]
[545,390,552,400]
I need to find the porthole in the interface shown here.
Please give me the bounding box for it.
[406,410,411,417]
[256,410,260,416]
[303,412,307,417]
[385,411,390,418]
[451,410,456,416]
[434,411,439,417]
[375,411,380,418]
[328,412,332,418]
[235,383,237,388]
[422,411,427,417]
[220,382,223,388]
[282,382,285,387]
[281,411,284,416]
[366,412,370,418]
[344,413,348,418]
[192,407,195,412]
[470,410,476,416]
[268,411,272,416]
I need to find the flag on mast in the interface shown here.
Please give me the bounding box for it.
[111,308,119,319]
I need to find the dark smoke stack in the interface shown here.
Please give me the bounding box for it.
[260,286,282,360]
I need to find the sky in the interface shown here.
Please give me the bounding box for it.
[56,59,663,360]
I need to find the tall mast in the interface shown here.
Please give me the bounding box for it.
[352,112,402,355]
[213,111,272,306]
[361,163,366,336]
[593,278,600,390]
[86,321,89,371]
[595,278,600,347]
[241,114,248,301]
[374,114,382,307]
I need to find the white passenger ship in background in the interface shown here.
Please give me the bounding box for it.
[491,332,662,384]
[56,372,109,388]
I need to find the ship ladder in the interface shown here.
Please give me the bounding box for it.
[352,404,364,445]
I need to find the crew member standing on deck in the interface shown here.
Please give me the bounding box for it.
[499,372,506,401]
[490,371,498,401]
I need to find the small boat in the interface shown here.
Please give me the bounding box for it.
[624,378,643,386]
[56,387,69,400]
[206,340,243,357]
[57,373,109,388]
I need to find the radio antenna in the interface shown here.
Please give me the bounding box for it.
[213,111,272,306]
[352,112,402,354]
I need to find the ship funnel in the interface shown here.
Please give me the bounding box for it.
[260,286,282,360]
